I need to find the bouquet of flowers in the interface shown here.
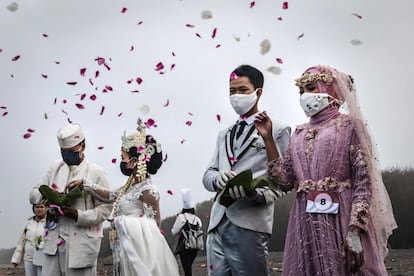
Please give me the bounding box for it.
[34,236,44,250]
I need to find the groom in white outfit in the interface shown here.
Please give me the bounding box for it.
[202,64,291,276]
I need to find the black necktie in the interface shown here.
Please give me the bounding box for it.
[236,121,247,139]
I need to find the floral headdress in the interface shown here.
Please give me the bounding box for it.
[294,72,334,87]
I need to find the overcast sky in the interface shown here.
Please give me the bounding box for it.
[1,0,413,249]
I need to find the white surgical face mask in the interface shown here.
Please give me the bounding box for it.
[229,89,258,115]
[300,92,332,117]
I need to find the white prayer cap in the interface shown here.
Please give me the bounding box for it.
[29,188,42,205]
[57,123,85,149]
[181,188,194,209]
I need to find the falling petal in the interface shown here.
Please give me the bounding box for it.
[216,114,221,122]
[250,2,255,8]
[139,104,150,115]
[80,68,86,76]
[145,118,155,128]
[62,109,68,115]
[185,24,195,28]
[351,13,362,19]
[80,93,86,100]
[276,58,283,64]
[121,7,127,13]
[282,2,288,9]
[100,106,105,115]
[44,113,48,120]
[210,264,214,271]
[260,39,271,55]
[50,204,64,216]
[51,183,58,190]
[56,238,65,246]
[27,128,35,133]
[68,118,72,123]
[53,98,57,105]
[172,51,176,57]
[136,77,143,84]
[89,78,94,86]
[42,34,48,38]
[117,112,123,117]
[229,157,238,162]
[97,146,104,150]
[137,21,143,25]
[131,90,139,93]
[105,85,113,91]
[180,139,186,144]
[185,121,192,126]
[55,61,60,64]
[95,71,99,78]
[163,99,170,107]
[23,133,31,139]
[2,111,8,116]
[12,55,20,61]
[66,81,77,86]
[216,44,221,48]
[0,106,6,109]
[127,79,133,84]
[267,66,282,75]
[297,33,304,40]
[170,64,175,70]
[130,45,134,51]
[62,99,67,104]
[75,103,85,109]
[196,33,201,38]
[211,28,217,38]
[111,158,117,163]
[89,94,97,101]
[163,153,168,162]
[41,74,48,78]
[350,39,363,45]
[6,2,18,12]
[155,62,164,71]
[167,190,173,195]
[95,57,105,65]
[201,10,212,19]
[277,17,283,21]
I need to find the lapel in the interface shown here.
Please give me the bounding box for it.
[225,124,259,167]
[225,124,237,167]
[235,127,258,161]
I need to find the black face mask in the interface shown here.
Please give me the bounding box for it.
[120,161,134,176]
[61,151,82,166]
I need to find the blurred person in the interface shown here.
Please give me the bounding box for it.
[11,198,46,276]
[171,188,203,276]
[29,123,112,276]
[255,65,397,275]
[202,64,291,276]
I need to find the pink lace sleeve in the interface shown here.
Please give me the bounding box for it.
[267,146,296,192]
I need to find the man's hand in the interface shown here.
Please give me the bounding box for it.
[215,170,236,190]
[62,206,78,221]
[229,186,257,201]
[65,179,83,193]
[344,227,364,273]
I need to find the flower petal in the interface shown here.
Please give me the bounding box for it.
[163,99,170,107]
[120,7,127,13]
[66,81,77,86]
[111,158,117,163]
[211,28,217,38]
[216,114,221,122]
[80,68,86,76]
[185,121,192,126]
[282,2,288,9]
[12,55,20,61]
[136,77,143,84]
[23,133,31,139]
[97,146,104,150]
[75,103,85,109]
[89,94,97,101]
[41,73,48,78]
[297,33,304,40]
[276,58,283,64]
[250,2,255,8]
[167,190,173,195]
[100,106,105,115]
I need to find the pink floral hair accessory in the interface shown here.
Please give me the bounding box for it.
[230,71,240,80]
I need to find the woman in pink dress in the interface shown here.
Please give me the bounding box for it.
[255,65,397,275]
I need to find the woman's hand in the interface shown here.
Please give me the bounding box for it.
[344,226,364,273]
[254,111,273,139]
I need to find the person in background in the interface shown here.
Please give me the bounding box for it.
[29,123,112,276]
[202,64,291,276]
[255,65,397,275]
[171,188,203,276]
[67,118,180,276]
[11,196,46,276]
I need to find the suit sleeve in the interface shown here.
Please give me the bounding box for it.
[202,131,225,192]
[11,223,27,264]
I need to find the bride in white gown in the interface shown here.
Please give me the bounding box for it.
[67,119,179,276]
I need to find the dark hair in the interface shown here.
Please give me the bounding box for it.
[182,208,195,214]
[128,135,163,175]
[231,64,264,89]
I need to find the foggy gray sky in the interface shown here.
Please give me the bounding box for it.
[1,0,413,248]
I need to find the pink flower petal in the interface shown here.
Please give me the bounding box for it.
[137,21,143,25]
[100,106,105,115]
[185,121,192,126]
[56,238,65,246]
[137,145,146,153]
[216,44,221,48]
[172,51,176,57]
[216,114,221,122]
[229,157,238,162]
[12,55,20,61]
[211,27,217,38]
[68,118,72,123]
[2,112,8,116]
[282,2,288,9]
[105,85,113,91]
[117,112,123,117]
[80,93,86,100]
[80,68,86,76]
[95,57,105,65]
[167,190,173,195]
[89,78,94,86]
[196,33,201,38]
[75,103,85,109]
[155,62,164,71]
[97,146,104,150]
[297,33,304,40]
[41,73,48,78]
[23,133,31,139]
[104,62,111,71]
[55,61,60,64]
[163,99,170,107]
[188,112,194,116]
[42,34,49,38]
[185,24,195,28]
[145,118,156,128]
[136,77,143,84]
[127,79,133,84]
[170,64,175,70]
[51,183,58,190]
[210,264,214,271]
[62,99,67,104]
[142,155,150,162]
[66,81,77,86]
[45,230,49,237]
[277,17,283,21]
[180,139,186,144]
[120,7,127,13]
[53,98,57,105]
[250,1,255,8]
[111,158,117,163]
[160,229,165,235]
[95,71,100,78]
[276,58,283,64]
[130,90,139,93]
[62,109,68,115]
[89,94,97,101]
[130,45,134,51]
[0,106,6,109]
[163,153,168,162]
[27,128,35,133]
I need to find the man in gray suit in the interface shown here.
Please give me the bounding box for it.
[202,64,290,276]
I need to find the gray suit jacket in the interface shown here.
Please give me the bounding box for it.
[202,118,290,234]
